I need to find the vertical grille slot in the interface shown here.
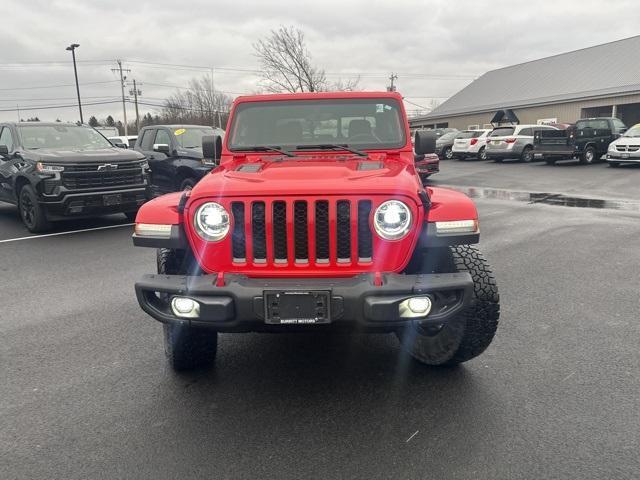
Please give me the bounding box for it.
[251,202,266,263]
[272,201,287,263]
[294,201,308,262]
[315,201,330,264]
[357,200,373,261]
[336,200,351,262]
[231,202,246,262]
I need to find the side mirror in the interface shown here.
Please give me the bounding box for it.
[0,145,8,156]
[153,143,171,154]
[114,142,128,149]
[414,130,437,155]
[202,135,223,162]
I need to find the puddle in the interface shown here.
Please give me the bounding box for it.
[445,186,640,212]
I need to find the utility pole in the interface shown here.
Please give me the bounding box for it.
[129,79,142,133]
[210,67,216,128]
[66,43,83,123]
[387,73,398,92]
[112,60,131,135]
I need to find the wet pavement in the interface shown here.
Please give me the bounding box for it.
[2,159,640,479]
[447,186,640,212]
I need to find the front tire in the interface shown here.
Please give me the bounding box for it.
[157,248,218,371]
[580,146,596,164]
[397,245,500,366]
[443,147,453,160]
[18,184,51,233]
[179,177,196,191]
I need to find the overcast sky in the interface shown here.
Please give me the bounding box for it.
[1,0,638,123]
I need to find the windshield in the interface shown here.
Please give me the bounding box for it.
[18,125,113,150]
[623,125,640,138]
[228,99,405,151]
[173,127,218,148]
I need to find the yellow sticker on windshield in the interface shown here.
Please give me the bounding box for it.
[174,128,186,136]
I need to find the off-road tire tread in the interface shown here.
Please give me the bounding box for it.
[163,323,217,371]
[444,245,500,364]
[157,248,217,371]
[398,245,500,366]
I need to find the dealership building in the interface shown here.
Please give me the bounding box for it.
[410,35,640,130]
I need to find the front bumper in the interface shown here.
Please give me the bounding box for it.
[41,185,149,219]
[135,272,474,333]
[607,153,640,163]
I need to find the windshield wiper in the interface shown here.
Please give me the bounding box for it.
[239,145,295,157]
[295,144,368,157]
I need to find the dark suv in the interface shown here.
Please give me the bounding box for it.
[135,125,223,195]
[0,122,149,232]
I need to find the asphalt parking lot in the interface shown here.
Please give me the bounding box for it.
[2,159,640,479]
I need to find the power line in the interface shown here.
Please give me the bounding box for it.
[0,95,123,102]
[0,80,120,91]
[123,59,477,78]
[0,59,113,65]
[0,100,122,113]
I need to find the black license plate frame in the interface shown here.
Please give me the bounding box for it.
[264,290,331,325]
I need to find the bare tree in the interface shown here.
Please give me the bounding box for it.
[161,74,233,128]
[254,26,326,93]
[254,26,359,93]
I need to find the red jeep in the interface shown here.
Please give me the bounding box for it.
[133,92,500,371]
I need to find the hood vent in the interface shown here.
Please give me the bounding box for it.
[357,161,383,171]
[236,164,262,173]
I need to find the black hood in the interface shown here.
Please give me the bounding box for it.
[24,147,145,163]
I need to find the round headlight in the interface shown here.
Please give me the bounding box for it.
[194,202,230,241]
[373,200,412,240]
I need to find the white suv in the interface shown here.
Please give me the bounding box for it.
[452,129,492,160]
[486,124,558,162]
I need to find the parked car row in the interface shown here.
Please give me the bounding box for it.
[424,117,639,167]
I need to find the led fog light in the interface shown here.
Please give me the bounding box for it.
[171,296,200,318]
[399,296,432,318]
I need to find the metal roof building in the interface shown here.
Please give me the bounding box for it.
[410,35,640,130]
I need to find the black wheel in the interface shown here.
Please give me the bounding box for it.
[443,147,453,160]
[608,162,620,168]
[396,245,500,366]
[124,211,137,222]
[478,147,487,161]
[179,177,196,191]
[157,248,218,371]
[580,146,596,164]
[520,146,534,163]
[18,184,51,233]
[545,158,556,166]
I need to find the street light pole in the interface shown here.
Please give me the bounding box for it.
[66,43,83,124]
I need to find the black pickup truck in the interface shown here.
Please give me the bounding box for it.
[0,122,150,232]
[534,117,627,165]
[134,125,223,195]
